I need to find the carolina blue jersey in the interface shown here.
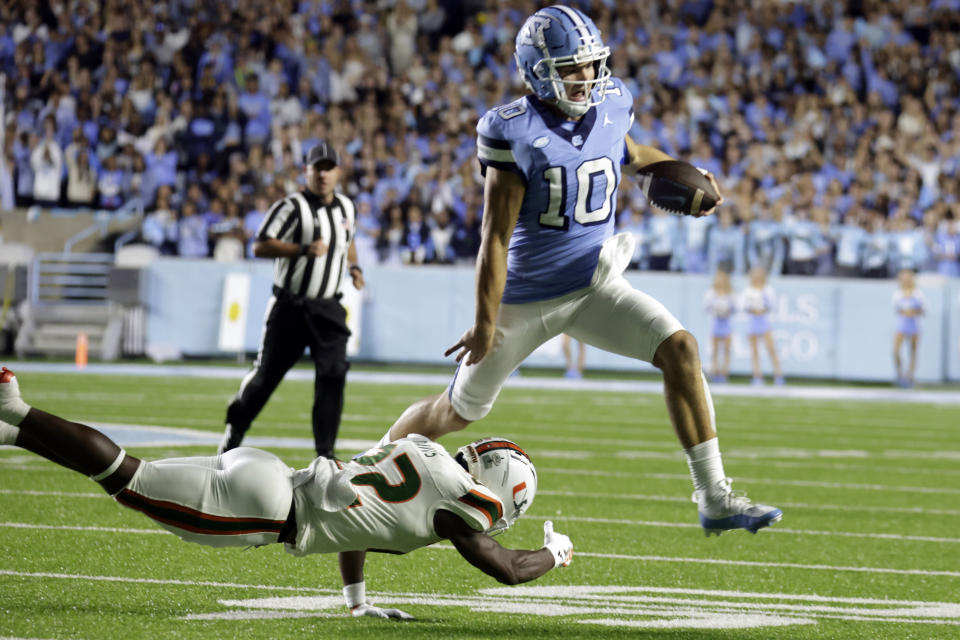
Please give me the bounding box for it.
[476,77,634,303]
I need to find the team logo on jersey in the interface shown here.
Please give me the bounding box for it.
[533,136,550,148]
[602,113,613,127]
[572,134,583,147]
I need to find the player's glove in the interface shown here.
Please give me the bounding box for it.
[543,520,573,568]
[344,581,414,620]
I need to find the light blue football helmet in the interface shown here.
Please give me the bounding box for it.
[514,5,611,117]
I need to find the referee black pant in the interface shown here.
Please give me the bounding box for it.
[220,289,351,459]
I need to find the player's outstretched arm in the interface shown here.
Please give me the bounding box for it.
[434,510,572,585]
[445,166,525,366]
[622,134,674,176]
[338,550,413,621]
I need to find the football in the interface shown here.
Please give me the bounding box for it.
[637,161,720,216]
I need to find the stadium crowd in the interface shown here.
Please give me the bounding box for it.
[2,0,960,277]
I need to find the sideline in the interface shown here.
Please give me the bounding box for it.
[7,362,960,405]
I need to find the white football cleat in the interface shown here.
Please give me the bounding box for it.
[694,478,782,536]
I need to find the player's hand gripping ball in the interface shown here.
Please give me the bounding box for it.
[637,161,720,216]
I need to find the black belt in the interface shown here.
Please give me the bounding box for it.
[273,285,342,304]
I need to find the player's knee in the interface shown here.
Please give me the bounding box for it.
[654,330,701,377]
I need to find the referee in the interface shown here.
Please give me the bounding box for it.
[219,142,365,459]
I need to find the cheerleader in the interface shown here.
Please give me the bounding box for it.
[893,269,924,387]
[740,267,784,385]
[703,270,735,382]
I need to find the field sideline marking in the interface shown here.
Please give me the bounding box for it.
[1,522,957,575]
[9,362,960,405]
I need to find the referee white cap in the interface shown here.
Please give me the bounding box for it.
[305,142,339,167]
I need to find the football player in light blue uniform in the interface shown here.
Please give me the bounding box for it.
[383,5,781,536]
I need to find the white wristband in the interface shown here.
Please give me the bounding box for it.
[343,581,365,610]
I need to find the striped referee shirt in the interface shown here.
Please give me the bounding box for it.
[256,189,357,300]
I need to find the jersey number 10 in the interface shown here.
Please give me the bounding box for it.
[539,156,616,230]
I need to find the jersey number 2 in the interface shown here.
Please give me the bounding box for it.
[539,157,616,229]
[351,446,422,503]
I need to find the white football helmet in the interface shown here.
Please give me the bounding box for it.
[456,437,537,535]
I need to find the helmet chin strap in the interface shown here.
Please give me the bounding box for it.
[553,98,590,118]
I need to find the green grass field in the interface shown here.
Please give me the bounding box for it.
[1,368,958,639]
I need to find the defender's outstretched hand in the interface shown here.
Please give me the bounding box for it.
[543,520,573,568]
[350,603,414,620]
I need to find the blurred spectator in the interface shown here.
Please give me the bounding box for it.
[30,119,63,207]
[210,200,246,261]
[177,200,208,258]
[783,208,826,276]
[891,213,930,273]
[97,155,126,210]
[402,203,432,264]
[707,208,746,275]
[377,202,407,265]
[452,201,481,264]
[833,205,869,278]
[141,186,178,255]
[933,210,960,276]
[746,204,785,275]
[646,207,681,271]
[679,213,714,273]
[0,145,15,211]
[862,212,893,278]
[243,195,269,259]
[428,207,457,264]
[144,138,177,203]
[65,146,97,207]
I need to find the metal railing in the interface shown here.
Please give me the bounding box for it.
[29,252,115,306]
[63,197,144,253]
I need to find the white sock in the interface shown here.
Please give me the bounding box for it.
[0,420,20,446]
[685,437,726,501]
[0,375,31,426]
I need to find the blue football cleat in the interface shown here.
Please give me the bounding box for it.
[693,478,782,537]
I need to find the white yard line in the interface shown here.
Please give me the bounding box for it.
[521,515,960,544]
[539,490,960,516]
[541,467,960,494]
[2,508,956,547]
[0,569,330,592]
[426,545,960,578]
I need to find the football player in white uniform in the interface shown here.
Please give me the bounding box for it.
[0,367,572,620]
